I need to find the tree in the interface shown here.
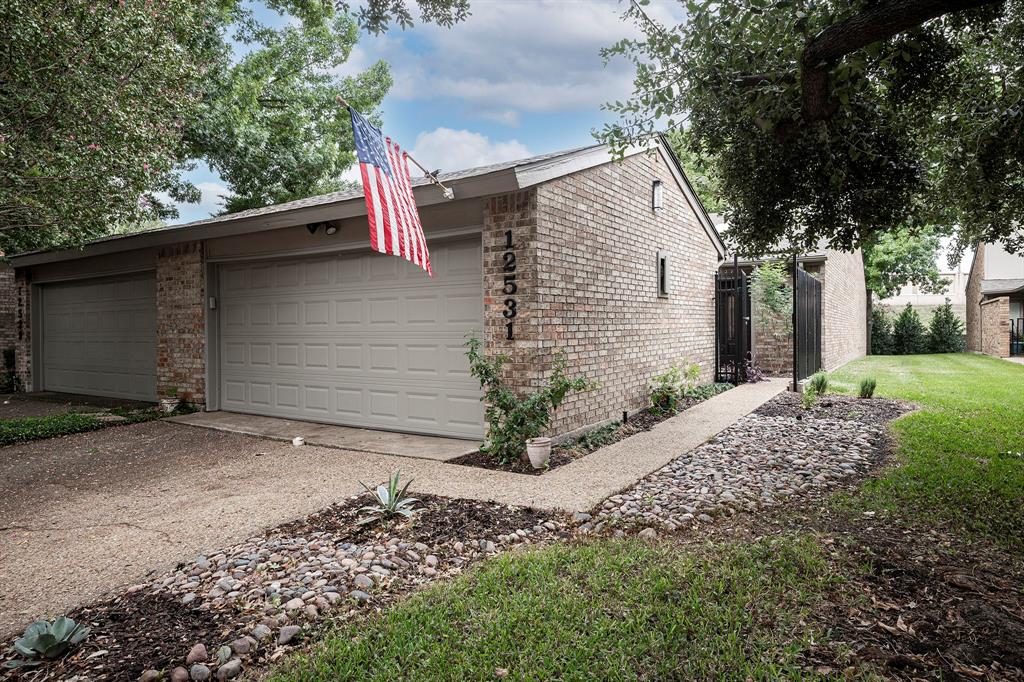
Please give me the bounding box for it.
[665,129,726,214]
[1,1,391,256]
[928,298,966,352]
[863,227,948,298]
[892,303,928,354]
[601,0,1024,265]
[871,306,895,355]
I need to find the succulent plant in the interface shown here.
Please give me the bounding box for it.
[357,470,419,524]
[4,616,90,668]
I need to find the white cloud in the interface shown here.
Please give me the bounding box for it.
[411,128,531,174]
[194,182,228,216]
[348,0,686,124]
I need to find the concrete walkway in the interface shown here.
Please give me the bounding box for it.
[0,379,784,635]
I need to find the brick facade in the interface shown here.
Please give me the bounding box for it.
[13,269,31,388]
[156,242,206,405]
[819,249,867,371]
[504,151,719,434]
[965,245,985,352]
[979,296,1011,358]
[751,303,792,376]
[0,264,15,356]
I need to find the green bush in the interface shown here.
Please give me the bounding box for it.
[466,335,596,465]
[892,303,928,354]
[649,360,700,414]
[928,299,965,353]
[807,371,829,396]
[683,382,733,401]
[858,377,877,398]
[870,307,893,355]
[0,413,107,446]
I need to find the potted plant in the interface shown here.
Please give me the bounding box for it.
[159,387,180,414]
[526,437,553,468]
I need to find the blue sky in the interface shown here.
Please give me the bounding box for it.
[175,0,684,222]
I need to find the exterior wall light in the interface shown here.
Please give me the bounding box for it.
[324,224,338,235]
[652,180,664,211]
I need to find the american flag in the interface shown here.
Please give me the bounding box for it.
[349,106,432,276]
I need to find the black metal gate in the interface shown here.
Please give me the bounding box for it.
[715,267,750,383]
[793,266,822,382]
[1012,318,1023,357]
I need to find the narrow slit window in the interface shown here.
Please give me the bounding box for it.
[657,250,670,298]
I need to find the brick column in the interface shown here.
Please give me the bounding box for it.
[156,242,206,405]
[482,190,542,394]
[980,296,1011,358]
[13,269,31,389]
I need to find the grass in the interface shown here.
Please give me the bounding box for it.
[829,353,1024,553]
[0,406,169,446]
[267,536,837,682]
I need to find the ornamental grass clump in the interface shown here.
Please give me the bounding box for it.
[466,335,596,465]
[807,371,829,396]
[859,377,877,399]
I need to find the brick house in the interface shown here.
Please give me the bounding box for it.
[965,241,1024,358]
[5,138,727,439]
[712,216,868,376]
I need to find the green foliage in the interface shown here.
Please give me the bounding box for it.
[683,382,733,401]
[858,377,877,399]
[5,617,89,669]
[801,386,817,410]
[807,372,829,396]
[750,262,792,329]
[928,299,966,353]
[465,335,595,465]
[863,227,948,299]
[346,0,470,34]
[892,304,929,355]
[1,347,20,393]
[357,471,419,524]
[829,354,1024,554]
[1,1,391,255]
[266,536,834,681]
[665,129,725,213]
[557,420,623,455]
[649,360,700,414]
[600,0,1024,264]
[870,307,894,355]
[0,413,105,447]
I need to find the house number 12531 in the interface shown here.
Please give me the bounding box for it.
[502,229,517,340]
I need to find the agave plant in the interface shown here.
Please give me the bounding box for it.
[4,616,90,668]
[357,470,419,524]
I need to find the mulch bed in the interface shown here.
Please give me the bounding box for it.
[450,394,722,476]
[754,391,915,425]
[277,493,563,546]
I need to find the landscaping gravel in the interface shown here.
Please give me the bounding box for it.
[597,407,892,530]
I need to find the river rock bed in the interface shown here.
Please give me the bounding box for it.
[597,405,894,530]
[2,495,571,681]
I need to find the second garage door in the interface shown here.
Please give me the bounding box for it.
[217,238,485,438]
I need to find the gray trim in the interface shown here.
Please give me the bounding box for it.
[29,264,155,285]
[204,260,219,412]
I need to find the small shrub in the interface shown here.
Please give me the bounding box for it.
[801,386,817,409]
[928,299,965,353]
[4,617,90,669]
[859,377,877,399]
[870,307,894,355]
[892,303,928,354]
[357,471,419,524]
[466,335,596,465]
[650,360,701,414]
[807,371,829,396]
[683,382,733,401]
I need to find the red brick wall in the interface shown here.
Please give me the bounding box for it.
[0,264,15,357]
[156,242,206,405]
[519,151,720,434]
[980,296,1010,358]
[965,245,985,352]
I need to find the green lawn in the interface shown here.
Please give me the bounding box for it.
[267,537,836,682]
[830,353,1024,553]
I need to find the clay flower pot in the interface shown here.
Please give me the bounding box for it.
[526,437,552,469]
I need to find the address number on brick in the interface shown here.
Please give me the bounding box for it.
[502,229,517,340]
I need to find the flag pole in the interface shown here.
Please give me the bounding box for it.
[336,96,455,200]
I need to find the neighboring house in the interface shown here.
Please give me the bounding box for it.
[6,138,726,440]
[966,241,1024,358]
[710,215,868,376]
[880,267,968,323]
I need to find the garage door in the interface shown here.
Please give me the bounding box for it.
[218,238,485,438]
[41,272,158,400]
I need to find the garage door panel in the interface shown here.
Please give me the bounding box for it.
[41,272,157,401]
[219,240,484,437]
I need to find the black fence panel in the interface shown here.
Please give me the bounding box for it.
[715,270,750,383]
[794,267,822,382]
[1012,318,1023,357]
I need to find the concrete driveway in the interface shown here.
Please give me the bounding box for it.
[0,380,785,637]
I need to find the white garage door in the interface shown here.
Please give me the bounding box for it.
[218,238,485,438]
[41,272,158,400]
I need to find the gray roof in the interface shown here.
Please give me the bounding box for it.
[981,278,1024,295]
